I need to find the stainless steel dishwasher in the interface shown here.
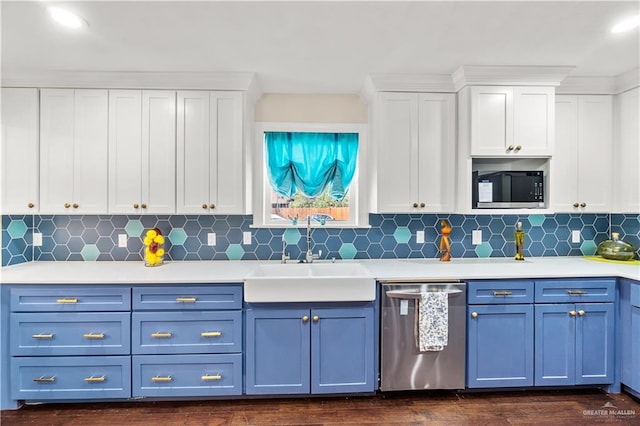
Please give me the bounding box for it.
[380,280,466,391]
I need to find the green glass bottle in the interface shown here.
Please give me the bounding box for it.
[515,221,525,261]
[597,232,635,261]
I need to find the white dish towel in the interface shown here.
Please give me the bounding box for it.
[415,291,449,352]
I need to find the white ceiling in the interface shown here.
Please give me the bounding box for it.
[2,1,639,93]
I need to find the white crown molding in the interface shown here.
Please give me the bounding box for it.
[452,65,575,91]
[555,76,618,95]
[361,73,455,98]
[614,68,640,94]
[1,71,261,95]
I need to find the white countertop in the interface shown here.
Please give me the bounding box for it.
[1,257,638,284]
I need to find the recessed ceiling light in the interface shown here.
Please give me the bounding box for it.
[611,15,640,33]
[48,7,86,29]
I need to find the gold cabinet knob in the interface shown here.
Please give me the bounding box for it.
[28,202,34,208]
[471,312,478,318]
[420,202,425,208]
[302,315,309,323]
[507,145,515,151]
[573,203,579,208]
[64,203,70,208]
[569,310,577,317]
[141,203,147,209]
[133,203,139,209]
[578,310,585,316]
[209,204,215,209]
[413,203,418,208]
[202,204,208,209]
[72,203,78,209]
[312,315,319,323]
[580,202,586,208]
[515,145,522,151]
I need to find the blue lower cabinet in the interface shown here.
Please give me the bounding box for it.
[311,307,375,394]
[467,304,534,388]
[619,280,640,396]
[535,303,614,386]
[11,356,131,400]
[245,307,311,395]
[132,354,242,397]
[245,303,375,395]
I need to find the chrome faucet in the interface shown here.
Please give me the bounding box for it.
[305,215,321,263]
[281,235,290,264]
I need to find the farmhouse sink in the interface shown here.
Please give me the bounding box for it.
[244,262,376,303]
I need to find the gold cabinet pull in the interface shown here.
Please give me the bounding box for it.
[569,310,577,317]
[64,203,71,208]
[302,315,309,323]
[471,312,478,318]
[28,202,34,208]
[176,297,197,303]
[151,332,173,338]
[151,376,172,383]
[56,298,78,304]
[580,202,586,208]
[72,203,79,209]
[83,333,105,339]
[493,291,513,296]
[32,333,54,339]
[202,203,208,209]
[412,203,418,208]
[573,202,579,208]
[201,374,222,381]
[420,202,425,208]
[84,376,106,383]
[33,376,56,383]
[567,290,587,295]
[507,145,515,151]
[201,331,222,338]
[141,203,147,209]
[209,204,215,209]
[515,145,522,151]
[578,310,586,316]
[312,315,319,323]
[133,203,139,209]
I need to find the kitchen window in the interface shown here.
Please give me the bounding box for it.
[253,123,369,228]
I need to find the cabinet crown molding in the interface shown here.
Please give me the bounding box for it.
[452,65,575,91]
[2,71,262,101]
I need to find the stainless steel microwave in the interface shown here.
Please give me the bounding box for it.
[472,170,544,209]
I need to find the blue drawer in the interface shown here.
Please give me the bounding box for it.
[468,280,534,304]
[11,286,131,312]
[11,356,131,400]
[534,279,616,303]
[132,310,242,354]
[132,354,242,397]
[132,285,242,311]
[10,312,130,356]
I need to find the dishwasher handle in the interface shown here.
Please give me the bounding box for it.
[385,289,463,299]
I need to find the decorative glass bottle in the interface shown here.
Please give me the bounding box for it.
[515,222,525,261]
[597,232,635,261]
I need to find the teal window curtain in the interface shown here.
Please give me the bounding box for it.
[265,132,358,201]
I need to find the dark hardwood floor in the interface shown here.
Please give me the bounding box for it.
[2,389,638,425]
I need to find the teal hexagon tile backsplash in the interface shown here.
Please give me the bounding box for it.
[5,212,639,265]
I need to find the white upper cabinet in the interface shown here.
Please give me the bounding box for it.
[176,91,245,214]
[551,95,612,212]
[375,92,455,213]
[613,87,639,213]
[39,89,108,214]
[468,86,554,157]
[1,88,39,214]
[108,90,176,214]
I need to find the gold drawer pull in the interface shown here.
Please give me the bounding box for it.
[56,298,78,304]
[201,331,222,338]
[33,376,56,383]
[151,332,173,338]
[84,376,106,383]
[176,297,197,303]
[567,290,587,295]
[151,376,172,383]
[83,333,105,339]
[493,291,513,296]
[32,333,54,339]
[201,374,222,381]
